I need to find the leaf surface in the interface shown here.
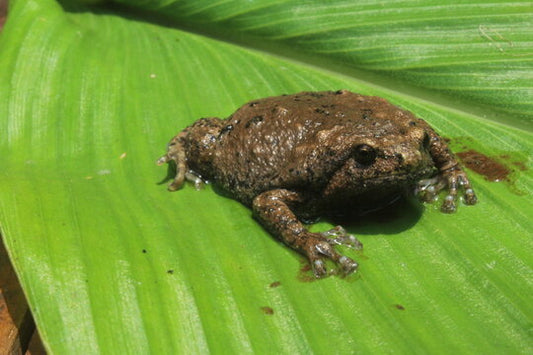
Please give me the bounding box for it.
[0,0,531,353]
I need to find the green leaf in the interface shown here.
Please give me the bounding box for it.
[114,0,533,127]
[1,0,531,353]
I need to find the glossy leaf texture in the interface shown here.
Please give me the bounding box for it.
[115,0,533,128]
[0,0,531,353]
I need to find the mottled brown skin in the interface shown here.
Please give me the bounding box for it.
[158,90,477,277]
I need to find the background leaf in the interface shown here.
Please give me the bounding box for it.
[0,0,532,353]
[114,0,533,127]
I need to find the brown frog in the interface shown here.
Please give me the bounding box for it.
[157,90,477,277]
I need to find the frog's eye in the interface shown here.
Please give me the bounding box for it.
[422,132,431,150]
[354,144,377,165]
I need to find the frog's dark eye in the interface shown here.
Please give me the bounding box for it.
[354,144,376,165]
[422,132,430,150]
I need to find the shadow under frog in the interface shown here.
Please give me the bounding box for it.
[157,90,476,278]
[161,162,423,233]
[325,194,424,236]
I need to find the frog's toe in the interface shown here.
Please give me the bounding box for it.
[312,259,328,278]
[167,178,183,191]
[464,188,477,205]
[338,256,359,275]
[184,171,205,190]
[441,194,457,213]
[321,226,363,250]
[415,177,442,202]
[156,155,169,165]
[308,237,359,278]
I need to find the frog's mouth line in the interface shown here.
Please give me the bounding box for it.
[356,166,437,186]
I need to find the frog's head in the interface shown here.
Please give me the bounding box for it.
[322,123,437,205]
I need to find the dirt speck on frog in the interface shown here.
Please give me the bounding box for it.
[157,90,477,278]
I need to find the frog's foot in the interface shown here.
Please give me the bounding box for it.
[157,136,188,191]
[303,233,359,277]
[320,226,363,250]
[416,165,477,213]
[252,189,361,278]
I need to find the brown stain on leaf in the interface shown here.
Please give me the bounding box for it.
[456,148,528,192]
[0,0,6,32]
[260,306,274,315]
[450,137,528,196]
[269,281,281,288]
[456,150,511,182]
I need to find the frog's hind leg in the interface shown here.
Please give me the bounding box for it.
[157,134,188,191]
[253,189,361,278]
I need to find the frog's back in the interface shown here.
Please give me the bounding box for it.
[208,90,416,205]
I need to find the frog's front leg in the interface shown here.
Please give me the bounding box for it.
[418,132,478,213]
[253,189,361,278]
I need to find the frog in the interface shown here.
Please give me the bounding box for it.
[157,90,477,278]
